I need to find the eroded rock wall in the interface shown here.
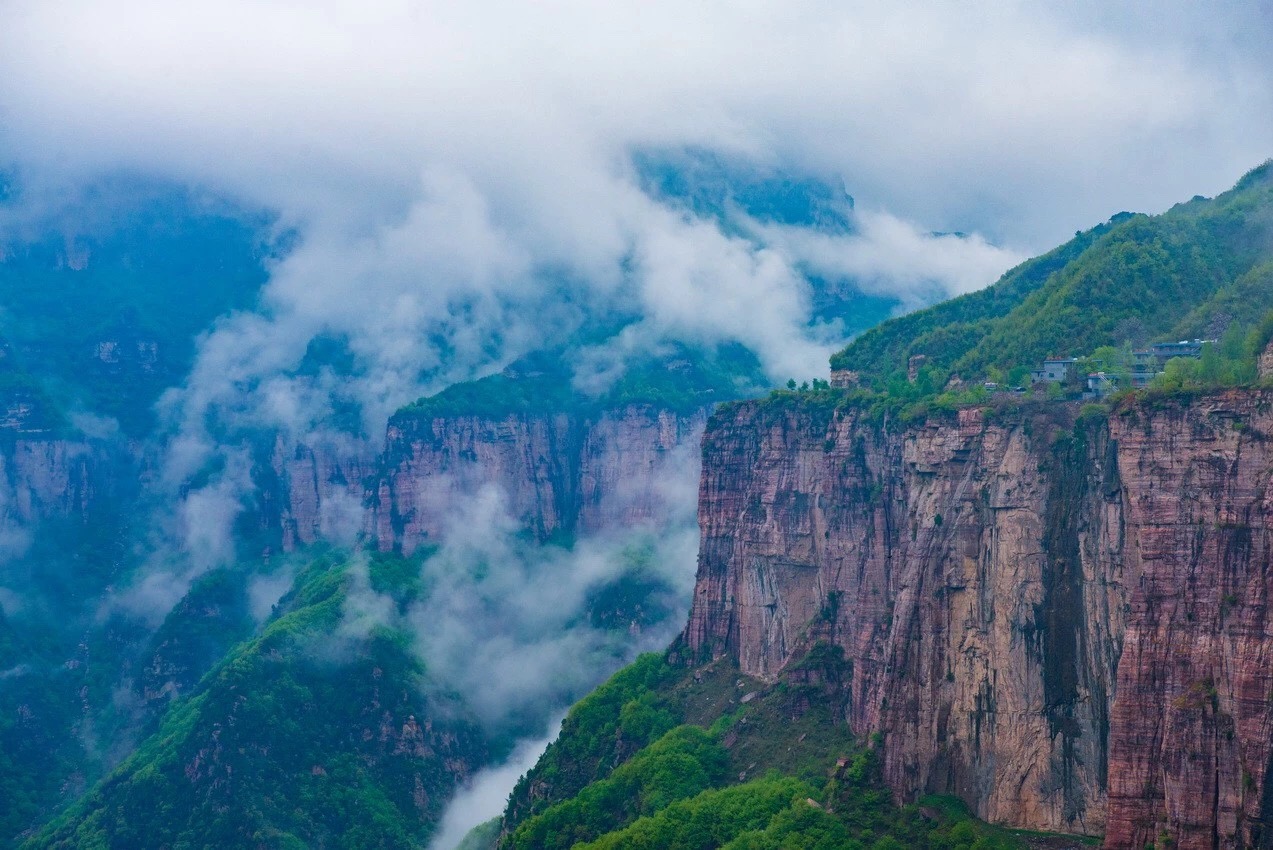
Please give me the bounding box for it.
[683,392,1273,848]
[373,405,708,552]
[0,438,99,524]
[1104,396,1273,850]
[264,434,377,551]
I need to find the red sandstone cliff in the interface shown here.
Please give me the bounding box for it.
[264,434,376,551]
[682,391,1273,849]
[188,400,710,573]
[371,405,707,551]
[260,405,707,555]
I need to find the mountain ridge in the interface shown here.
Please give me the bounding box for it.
[483,162,1273,850]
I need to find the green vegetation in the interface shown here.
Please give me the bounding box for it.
[399,342,768,421]
[134,568,258,707]
[456,819,502,850]
[0,635,91,845]
[0,180,294,842]
[17,539,686,849]
[570,778,1028,850]
[1145,320,1269,393]
[503,653,682,826]
[0,179,277,435]
[830,162,1273,402]
[574,776,819,850]
[499,648,1038,850]
[0,493,143,844]
[634,147,855,234]
[26,553,489,850]
[507,726,729,850]
[747,372,996,428]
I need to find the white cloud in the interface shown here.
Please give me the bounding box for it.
[428,715,562,850]
[1,0,1268,659]
[1,1,1267,242]
[4,1,1262,453]
[759,209,1029,308]
[403,484,698,730]
[247,567,295,623]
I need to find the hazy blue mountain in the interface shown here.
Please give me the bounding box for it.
[0,175,281,435]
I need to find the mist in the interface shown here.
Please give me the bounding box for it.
[5,2,1268,602]
[339,472,703,845]
[0,3,1270,841]
[427,718,562,850]
[91,146,1025,613]
[329,478,699,731]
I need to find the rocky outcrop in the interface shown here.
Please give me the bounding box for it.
[829,369,859,389]
[373,405,707,552]
[1259,338,1273,380]
[681,391,1273,848]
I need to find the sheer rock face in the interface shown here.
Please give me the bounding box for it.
[255,405,707,555]
[0,437,113,600]
[1259,339,1273,380]
[683,392,1273,848]
[0,438,98,525]
[1103,396,1273,850]
[371,405,708,552]
[265,435,377,551]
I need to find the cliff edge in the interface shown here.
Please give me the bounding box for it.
[680,391,1273,849]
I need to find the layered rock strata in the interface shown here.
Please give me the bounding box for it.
[264,434,377,551]
[0,438,98,524]
[210,404,708,558]
[373,405,708,552]
[682,392,1273,849]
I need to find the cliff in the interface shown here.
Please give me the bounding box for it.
[681,391,1273,849]
[250,404,707,555]
[372,404,707,551]
[261,434,377,551]
[0,438,98,524]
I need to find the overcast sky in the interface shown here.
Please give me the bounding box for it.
[1,0,1271,444]
[2,1,1269,246]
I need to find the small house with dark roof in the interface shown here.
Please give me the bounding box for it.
[1029,357,1077,384]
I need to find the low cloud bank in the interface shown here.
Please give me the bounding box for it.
[427,717,562,850]
[333,480,699,732]
[2,4,1270,591]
